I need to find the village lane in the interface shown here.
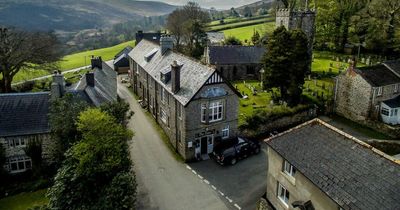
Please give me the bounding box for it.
[117,81,232,210]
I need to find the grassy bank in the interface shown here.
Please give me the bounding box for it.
[0,189,48,210]
[222,22,275,42]
[11,40,135,83]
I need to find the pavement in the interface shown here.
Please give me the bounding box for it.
[118,82,229,210]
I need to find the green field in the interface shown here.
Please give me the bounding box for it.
[11,40,135,83]
[0,189,48,210]
[208,17,273,31]
[223,22,275,43]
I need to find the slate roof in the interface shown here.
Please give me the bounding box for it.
[70,61,117,106]
[382,95,400,108]
[266,119,400,210]
[114,46,133,59]
[207,45,265,65]
[355,62,400,87]
[128,39,216,106]
[114,46,133,67]
[0,92,50,137]
[383,60,400,77]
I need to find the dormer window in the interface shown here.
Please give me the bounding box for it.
[144,48,158,62]
[160,67,171,84]
[377,87,383,96]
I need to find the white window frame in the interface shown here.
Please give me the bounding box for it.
[160,108,167,124]
[222,125,230,139]
[377,87,383,96]
[208,101,223,123]
[283,160,296,177]
[277,182,289,207]
[8,156,32,173]
[394,84,399,93]
[8,138,27,148]
[381,107,390,116]
[201,104,207,123]
[161,88,166,103]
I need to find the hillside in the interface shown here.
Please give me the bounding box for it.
[0,0,177,31]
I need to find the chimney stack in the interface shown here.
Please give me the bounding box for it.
[51,70,65,99]
[86,72,95,87]
[171,60,181,94]
[160,35,174,55]
[91,56,102,70]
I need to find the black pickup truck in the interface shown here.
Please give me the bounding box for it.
[211,137,261,165]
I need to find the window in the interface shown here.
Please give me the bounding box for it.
[391,109,395,116]
[177,103,182,119]
[161,88,166,103]
[395,84,399,93]
[7,156,32,173]
[381,107,390,116]
[222,125,229,139]
[283,160,296,177]
[160,108,167,124]
[209,101,223,122]
[377,87,383,96]
[7,138,27,148]
[201,104,207,123]
[136,63,139,74]
[246,66,256,75]
[395,109,398,116]
[277,182,290,207]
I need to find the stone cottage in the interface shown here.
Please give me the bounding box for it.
[128,36,241,161]
[0,57,117,174]
[113,46,133,74]
[259,118,400,210]
[334,60,400,125]
[204,45,266,81]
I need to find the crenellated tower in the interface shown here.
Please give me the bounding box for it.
[276,1,316,58]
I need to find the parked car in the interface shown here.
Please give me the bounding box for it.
[211,137,261,165]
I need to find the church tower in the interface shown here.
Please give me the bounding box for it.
[275,0,316,56]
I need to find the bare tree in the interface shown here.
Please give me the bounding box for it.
[0,27,62,93]
[166,9,185,51]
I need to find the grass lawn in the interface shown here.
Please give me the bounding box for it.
[0,189,48,210]
[11,40,135,83]
[331,115,391,139]
[223,22,275,42]
[207,16,273,31]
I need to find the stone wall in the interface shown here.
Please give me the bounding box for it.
[241,108,317,138]
[216,64,262,81]
[1,133,53,172]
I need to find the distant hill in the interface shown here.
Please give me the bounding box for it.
[225,0,274,16]
[0,0,177,31]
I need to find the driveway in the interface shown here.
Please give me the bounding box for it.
[118,83,229,210]
[189,145,268,210]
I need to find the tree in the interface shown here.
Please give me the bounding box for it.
[166,2,210,57]
[262,26,310,106]
[223,36,242,45]
[48,108,135,210]
[230,8,239,17]
[0,28,62,93]
[243,6,253,17]
[48,94,89,162]
[251,30,261,45]
[24,139,43,176]
[100,97,134,127]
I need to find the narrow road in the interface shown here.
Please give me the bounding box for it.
[117,82,230,210]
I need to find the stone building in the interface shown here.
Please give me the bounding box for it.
[0,57,117,174]
[334,60,400,124]
[0,93,52,174]
[128,36,241,161]
[113,46,133,74]
[204,45,265,81]
[275,3,316,56]
[259,118,400,210]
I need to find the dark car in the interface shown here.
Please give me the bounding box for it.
[211,137,261,165]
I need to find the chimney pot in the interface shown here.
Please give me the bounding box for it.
[91,56,102,69]
[86,72,95,87]
[171,60,181,94]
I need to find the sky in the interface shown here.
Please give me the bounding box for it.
[140,0,262,10]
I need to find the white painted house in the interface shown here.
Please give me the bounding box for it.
[381,95,400,125]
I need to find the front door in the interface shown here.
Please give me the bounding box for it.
[201,137,208,154]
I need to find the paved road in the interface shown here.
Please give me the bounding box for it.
[118,82,231,210]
